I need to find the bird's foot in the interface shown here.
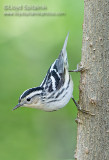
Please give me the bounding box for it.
[72,97,95,116]
[69,64,85,72]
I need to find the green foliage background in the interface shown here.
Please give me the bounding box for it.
[0,0,84,160]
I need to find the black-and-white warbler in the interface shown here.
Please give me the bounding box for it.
[13,33,88,113]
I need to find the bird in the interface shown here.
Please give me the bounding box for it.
[13,33,88,113]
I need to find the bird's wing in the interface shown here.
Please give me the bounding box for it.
[40,59,63,92]
[40,33,69,92]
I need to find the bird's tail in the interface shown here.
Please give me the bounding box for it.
[62,32,69,55]
[59,32,69,68]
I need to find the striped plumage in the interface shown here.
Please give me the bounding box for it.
[13,33,73,111]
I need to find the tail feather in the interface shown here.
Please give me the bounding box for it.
[62,32,69,54]
[60,32,69,69]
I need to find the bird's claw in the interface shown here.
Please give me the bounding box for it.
[69,64,85,72]
[72,97,95,116]
[78,108,95,116]
[78,108,90,114]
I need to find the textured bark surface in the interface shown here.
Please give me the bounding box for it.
[76,0,109,160]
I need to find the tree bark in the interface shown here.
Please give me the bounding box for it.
[76,0,109,160]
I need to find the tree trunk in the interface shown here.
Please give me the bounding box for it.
[75,0,109,160]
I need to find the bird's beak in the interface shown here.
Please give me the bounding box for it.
[12,103,22,111]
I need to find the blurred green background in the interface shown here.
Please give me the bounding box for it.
[0,0,84,160]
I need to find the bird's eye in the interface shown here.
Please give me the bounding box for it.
[27,98,31,102]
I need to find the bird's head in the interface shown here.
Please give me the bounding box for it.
[13,87,44,110]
